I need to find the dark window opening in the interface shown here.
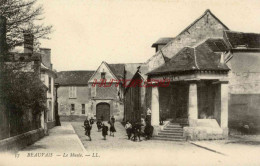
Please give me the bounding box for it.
[71,104,75,113]
[48,77,51,93]
[101,72,106,79]
[82,104,85,114]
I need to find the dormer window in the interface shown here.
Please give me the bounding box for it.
[101,72,106,79]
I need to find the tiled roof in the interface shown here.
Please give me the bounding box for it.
[55,71,95,86]
[152,38,174,47]
[202,38,229,52]
[224,31,260,49]
[148,39,230,75]
[107,63,125,80]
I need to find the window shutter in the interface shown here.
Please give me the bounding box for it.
[69,87,72,98]
[74,87,77,98]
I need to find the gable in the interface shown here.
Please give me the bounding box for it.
[88,62,118,83]
[144,9,229,73]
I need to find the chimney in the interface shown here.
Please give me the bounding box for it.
[24,33,34,53]
[0,16,7,57]
[40,48,52,69]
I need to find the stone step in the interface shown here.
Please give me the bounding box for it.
[158,132,183,136]
[163,128,183,132]
[153,136,185,141]
[160,130,183,134]
[164,126,183,130]
[155,134,184,139]
[166,124,181,127]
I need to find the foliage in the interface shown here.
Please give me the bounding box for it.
[0,61,47,115]
[0,0,53,50]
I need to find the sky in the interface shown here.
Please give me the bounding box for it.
[38,0,260,72]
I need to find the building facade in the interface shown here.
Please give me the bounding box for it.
[55,71,95,121]
[124,9,260,141]
[40,48,57,129]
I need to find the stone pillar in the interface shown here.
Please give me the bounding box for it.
[220,83,229,136]
[151,86,160,126]
[188,83,198,126]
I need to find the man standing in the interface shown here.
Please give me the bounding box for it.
[146,107,152,125]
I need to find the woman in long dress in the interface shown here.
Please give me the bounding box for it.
[109,120,116,137]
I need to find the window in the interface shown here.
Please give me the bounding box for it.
[101,72,106,79]
[48,77,51,93]
[69,86,77,98]
[82,104,85,114]
[71,104,75,114]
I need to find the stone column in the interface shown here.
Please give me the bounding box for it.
[188,83,198,126]
[151,86,160,126]
[220,83,229,136]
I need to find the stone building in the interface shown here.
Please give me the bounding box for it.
[124,9,260,140]
[55,61,142,121]
[223,31,260,132]
[147,39,230,140]
[39,48,57,129]
[55,70,95,120]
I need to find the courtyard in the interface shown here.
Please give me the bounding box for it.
[1,122,258,166]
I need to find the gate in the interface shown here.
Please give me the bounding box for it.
[96,103,110,121]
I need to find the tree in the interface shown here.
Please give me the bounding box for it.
[0,0,52,50]
[0,60,48,135]
[0,0,52,137]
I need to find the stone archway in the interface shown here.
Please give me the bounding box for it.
[96,102,110,121]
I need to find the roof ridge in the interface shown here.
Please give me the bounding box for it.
[192,37,224,48]
[58,70,95,72]
[224,30,260,35]
[194,48,200,70]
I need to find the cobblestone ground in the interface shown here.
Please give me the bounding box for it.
[71,121,232,166]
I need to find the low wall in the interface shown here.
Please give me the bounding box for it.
[183,119,226,141]
[0,128,44,152]
[60,115,86,122]
[47,121,56,129]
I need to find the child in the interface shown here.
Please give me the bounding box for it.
[96,119,102,132]
[102,123,109,140]
[90,117,94,125]
[125,121,132,140]
[132,122,141,142]
[83,120,92,141]
[109,121,116,137]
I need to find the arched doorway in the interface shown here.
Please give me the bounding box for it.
[96,103,110,121]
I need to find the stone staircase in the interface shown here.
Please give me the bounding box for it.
[153,123,186,141]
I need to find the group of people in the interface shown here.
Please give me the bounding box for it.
[83,116,116,141]
[125,119,154,141]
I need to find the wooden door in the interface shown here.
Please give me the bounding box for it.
[96,103,110,121]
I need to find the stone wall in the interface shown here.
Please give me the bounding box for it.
[0,128,44,152]
[227,52,260,133]
[57,86,91,117]
[145,11,228,72]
